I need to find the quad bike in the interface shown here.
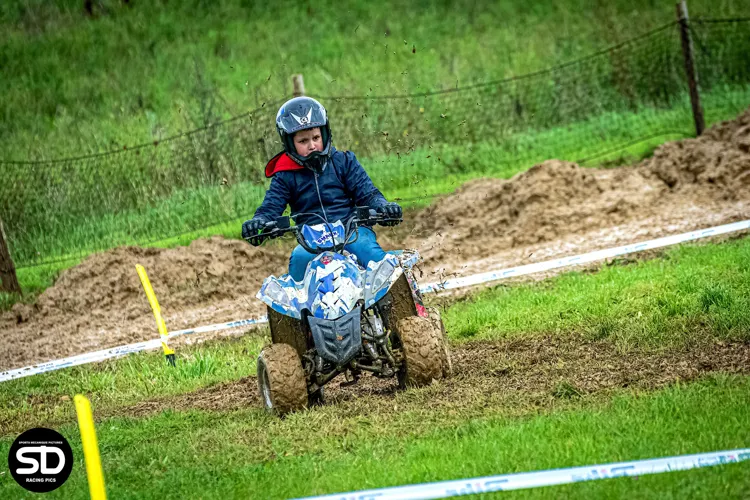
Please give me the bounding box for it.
[245,207,452,415]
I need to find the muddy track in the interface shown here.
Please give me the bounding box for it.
[5,336,744,436]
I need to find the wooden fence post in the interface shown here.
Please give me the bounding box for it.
[292,74,306,97]
[676,0,705,136]
[0,219,22,295]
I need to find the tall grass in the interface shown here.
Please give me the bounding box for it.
[1,0,748,159]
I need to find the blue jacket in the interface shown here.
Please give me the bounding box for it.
[253,148,388,226]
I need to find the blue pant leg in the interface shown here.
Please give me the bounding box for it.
[289,244,317,282]
[345,226,386,269]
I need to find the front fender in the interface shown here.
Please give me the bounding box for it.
[363,254,404,308]
[257,275,305,319]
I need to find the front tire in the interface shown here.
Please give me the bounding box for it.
[257,343,308,416]
[396,316,443,387]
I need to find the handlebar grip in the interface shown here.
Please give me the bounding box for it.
[247,221,280,246]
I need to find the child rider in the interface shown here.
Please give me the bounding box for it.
[242,96,402,282]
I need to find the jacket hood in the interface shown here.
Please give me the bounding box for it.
[265,152,305,178]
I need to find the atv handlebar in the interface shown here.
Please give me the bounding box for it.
[244,207,402,251]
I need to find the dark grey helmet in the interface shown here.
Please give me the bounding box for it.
[276,96,332,170]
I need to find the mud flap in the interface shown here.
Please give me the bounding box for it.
[386,273,420,330]
[267,306,308,358]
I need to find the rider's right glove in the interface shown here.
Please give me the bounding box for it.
[242,218,266,244]
[377,202,402,226]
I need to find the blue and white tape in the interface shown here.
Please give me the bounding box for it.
[1,219,748,383]
[296,448,750,499]
[166,316,268,339]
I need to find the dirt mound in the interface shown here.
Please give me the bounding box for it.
[0,237,290,370]
[35,237,288,321]
[410,107,750,265]
[644,107,750,197]
[414,160,659,247]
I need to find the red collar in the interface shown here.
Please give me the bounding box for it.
[265,152,305,178]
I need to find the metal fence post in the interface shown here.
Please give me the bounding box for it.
[0,219,22,295]
[676,0,705,136]
[292,74,306,97]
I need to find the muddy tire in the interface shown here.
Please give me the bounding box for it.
[396,316,443,387]
[267,306,308,358]
[257,343,308,416]
[426,306,453,378]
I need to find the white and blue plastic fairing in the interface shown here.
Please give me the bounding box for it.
[257,222,417,321]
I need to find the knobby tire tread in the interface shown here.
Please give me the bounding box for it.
[396,316,443,387]
[258,343,308,415]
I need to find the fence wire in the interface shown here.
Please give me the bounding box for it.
[2,19,750,269]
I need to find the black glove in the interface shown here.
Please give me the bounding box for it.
[377,202,402,226]
[242,218,266,242]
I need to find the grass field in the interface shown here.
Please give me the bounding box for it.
[1,235,749,498]
[2,3,750,495]
[2,0,747,159]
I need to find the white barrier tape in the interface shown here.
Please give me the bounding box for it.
[167,316,268,339]
[2,219,748,383]
[0,339,163,382]
[0,317,270,383]
[419,219,750,293]
[296,448,750,500]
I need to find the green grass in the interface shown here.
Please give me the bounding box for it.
[7,84,750,275]
[0,332,268,432]
[2,237,750,497]
[444,235,750,350]
[0,373,748,498]
[2,0,750,278]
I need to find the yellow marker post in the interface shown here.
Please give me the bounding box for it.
[136,264,176,366]
[74,395,107,500]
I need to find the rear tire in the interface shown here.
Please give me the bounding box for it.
[426,306,453,378]
[257,343,308,416]
[396,316,443,387]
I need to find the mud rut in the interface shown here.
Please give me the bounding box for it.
[1,107,750,372]
[5,336,748,436]
[116,337,750,420]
